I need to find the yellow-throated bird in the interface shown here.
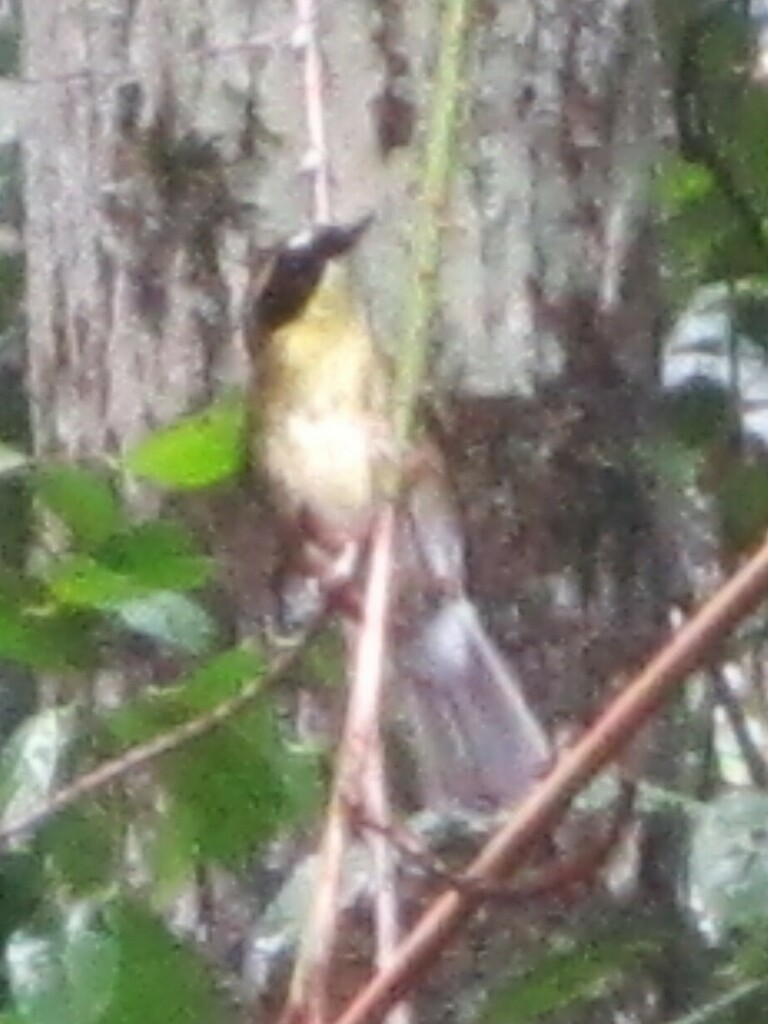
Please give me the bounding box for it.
[246,220,549,810]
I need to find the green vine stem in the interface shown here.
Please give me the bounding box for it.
[392,0,475,445]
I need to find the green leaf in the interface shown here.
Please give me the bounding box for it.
[107,647,264,746]
[641,438,705,497]
[690,790,768,936]
[125,397,246,490]
[0,707,78,828]
[656,156,715,212]
[0,851,45,1007]
[143,796,199,903]
[0,605,97,671]
[105,653,317,864]
[660,378,734,451]
[41,805,121,897]
[7,902,119,1024]
[162,704,320,863]
[103,898,229,1024]
[101,647,312,865]
[482,936,654,1022]
[0,570,43,608]
[716,461,768,555]
[115,592,217,655]
[7,897,231,1024]
[35,465,125,550]
[98,521,211,591]
[46,557,149,609]
[46,521,210,612]
[170,646,265,711]
[0,576,89,668]
[0,852,44,943]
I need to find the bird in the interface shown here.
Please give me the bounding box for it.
[244,218,550,811]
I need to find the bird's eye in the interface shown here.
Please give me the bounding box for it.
[253,248,323,332]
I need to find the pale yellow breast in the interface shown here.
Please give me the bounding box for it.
[265,406,381,527]
[259,270,392,528]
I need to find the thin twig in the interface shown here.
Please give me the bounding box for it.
[333,530,768,1024]
[709,667,768,789]
[281,509,396,1023]
[294,0,331,224]
[362,734,413,1024]
[357,779,634,906]
[287,783,349,1024]
[0,626,323,850]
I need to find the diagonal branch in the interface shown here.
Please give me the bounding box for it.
[280,507,396,1024]
[0,625,323,850]
[333,530,768,1024]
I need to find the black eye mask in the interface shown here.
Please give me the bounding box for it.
[253,215,373,333]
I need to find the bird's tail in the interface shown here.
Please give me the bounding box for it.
[397,596,550,811]
[392,458,550,811]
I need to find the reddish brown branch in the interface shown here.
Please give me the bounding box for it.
[333,532,768,1024]
[281,508,396,1024]
[359,779,634,906]
[362,737,413,1024]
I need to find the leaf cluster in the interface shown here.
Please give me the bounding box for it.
[0,398,321,1024]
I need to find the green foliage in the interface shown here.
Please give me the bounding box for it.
[39,804,123,897]
[655,2,768,295]
[661,378,734,451]
[5,897,230,1024]
[35,465,126,551]
[0,458,220,664]
[0,412,323,1021]
[482,932,656,1022]
[0,710,126,899]
[125,396,246,489]
[160,706,317,865]
[0,602,97,672]
[102,899,228,1024]
[0,384,315,997]
[0,851,45,1004]
[115,592,216,655]
[46,522,211,610]
[107,648,320,869]
[97,521,210,591]
[0,707,79,825]
[108,648,265,739]
[716,459,768,554]
[689,790,768,936]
